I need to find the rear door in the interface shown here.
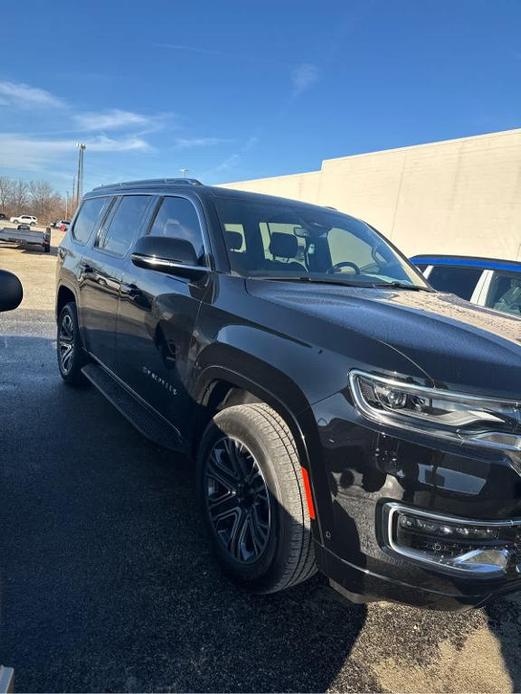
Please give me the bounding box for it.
[115,194,209,434]
[79,194,154,371]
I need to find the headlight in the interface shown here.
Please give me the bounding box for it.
[349,370,521,452]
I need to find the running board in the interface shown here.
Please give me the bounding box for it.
[82,363,185,452]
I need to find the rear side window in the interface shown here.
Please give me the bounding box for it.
[98,195,152,256]
[72,197,111,244]
[148,196,204,260]
[428,265,483,301]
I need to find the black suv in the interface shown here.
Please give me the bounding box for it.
[56,178,521,610]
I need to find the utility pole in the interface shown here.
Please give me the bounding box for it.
[72,176,76,210]
[179,168,189,178]
[75,143,86,205]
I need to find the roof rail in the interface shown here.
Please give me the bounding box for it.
[93,177,203,190]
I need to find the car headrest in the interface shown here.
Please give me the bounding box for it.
[269,232,298,259]
[225,231,243,251]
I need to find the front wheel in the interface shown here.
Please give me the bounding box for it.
[57,302,89,385]
[197,403,316,593]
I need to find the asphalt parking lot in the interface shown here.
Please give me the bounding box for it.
[1,233,521,693]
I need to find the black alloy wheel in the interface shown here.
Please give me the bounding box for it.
[204,435,271,563]
[57,302,88,385]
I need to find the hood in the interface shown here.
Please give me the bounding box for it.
[246,280,521,398]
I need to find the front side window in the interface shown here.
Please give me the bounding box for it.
[428,266,482,301]
[98,195,151,256]
[214,196,428,288]
[485,271,521,317]
[72,197,111,244]
[148,196,204,260]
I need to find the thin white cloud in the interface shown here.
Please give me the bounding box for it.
[74,109,155,131]
[174,137,228,150]
[0,80,65,108]
[0,133,150,171]
[86,135,151,152]
[291,63,319,95]
[205,136,259,179]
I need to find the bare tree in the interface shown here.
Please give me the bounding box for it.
[0,176,66,223]
[29,180,60,221]
[0,177,15,214]
[10,179,30,212]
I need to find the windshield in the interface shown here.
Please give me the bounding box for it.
[214,196,429,288]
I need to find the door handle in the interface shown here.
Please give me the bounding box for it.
[80,261,94,274]
[120,282,140,297]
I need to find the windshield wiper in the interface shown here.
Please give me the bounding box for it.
[252,275,379,288]
[371,281,432,291]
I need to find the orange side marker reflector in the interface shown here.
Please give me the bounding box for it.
[301,467,316,519]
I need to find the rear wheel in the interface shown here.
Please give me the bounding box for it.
[197,403,316,593]
[57,302,89,386]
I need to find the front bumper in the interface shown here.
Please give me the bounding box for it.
[309,392,521,610]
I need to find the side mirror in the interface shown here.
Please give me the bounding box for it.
[0,270,23,312]
[131,236,208,280]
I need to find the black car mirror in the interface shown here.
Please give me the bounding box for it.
[131,235,208,279]
[0,269,23,312]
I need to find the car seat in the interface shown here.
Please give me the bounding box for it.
[267,232,305,272]
[493,278,521,316]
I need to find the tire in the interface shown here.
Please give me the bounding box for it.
[44,243,50,254]
[197,403,317,593]
[57,302,89,386]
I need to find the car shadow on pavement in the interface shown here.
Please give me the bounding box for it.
[485,595,521,692]
[0,334,369,693]
[20,245,58,257]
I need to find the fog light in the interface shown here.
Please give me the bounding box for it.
[383,503,521,577]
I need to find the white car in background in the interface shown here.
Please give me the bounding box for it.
[9,214,37,226]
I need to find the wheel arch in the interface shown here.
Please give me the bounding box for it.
[56,283,77,321]
[192,363,325,542]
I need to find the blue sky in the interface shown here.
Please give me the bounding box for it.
[1,0,520,194]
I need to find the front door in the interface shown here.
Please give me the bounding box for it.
[115,194,209,436]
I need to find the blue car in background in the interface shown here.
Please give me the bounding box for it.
[410,254,521,318]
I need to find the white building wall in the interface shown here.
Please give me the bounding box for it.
[220,128,521,260]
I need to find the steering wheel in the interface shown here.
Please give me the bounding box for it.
[327,261,361,275]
